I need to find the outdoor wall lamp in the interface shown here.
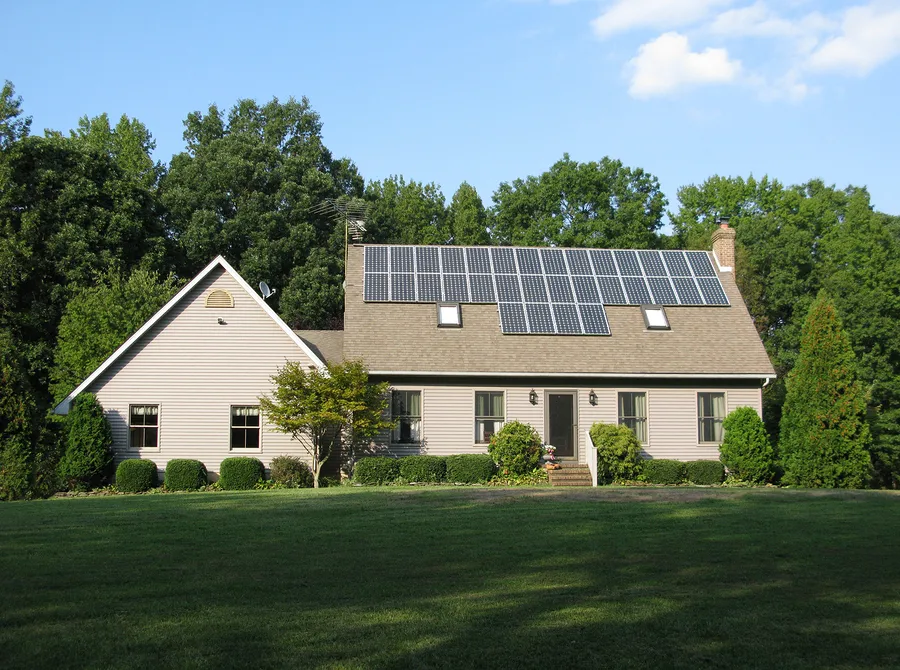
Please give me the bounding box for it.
[529,389,538,405]
[589,390,597,406]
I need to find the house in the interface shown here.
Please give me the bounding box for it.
[56,224,775,477]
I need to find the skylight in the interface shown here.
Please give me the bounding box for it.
[437,303,461,328]
[641,305,670,330]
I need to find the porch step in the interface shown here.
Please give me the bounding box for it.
[548,465,594,487]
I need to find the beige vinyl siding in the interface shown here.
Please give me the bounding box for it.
[87,267,317,476]
[373,382,763,464]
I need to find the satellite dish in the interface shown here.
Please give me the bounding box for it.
[259,281,277,300]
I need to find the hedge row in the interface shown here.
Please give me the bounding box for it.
[641,459,725,485]
[354,454,495,485]
[114,456,315,492]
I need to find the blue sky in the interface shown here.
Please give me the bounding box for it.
[4,0,900,217]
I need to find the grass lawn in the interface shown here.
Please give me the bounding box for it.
[2,487,900,669]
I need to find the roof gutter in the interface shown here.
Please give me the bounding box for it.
[369,370,775,380]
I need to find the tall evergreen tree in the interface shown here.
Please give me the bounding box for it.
[779,292,872,488]
[447,182,489,245]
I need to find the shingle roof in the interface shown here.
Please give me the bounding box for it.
[294,330,344,365]
[343,245,775,378]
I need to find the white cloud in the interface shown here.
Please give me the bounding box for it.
[807,2,900,75]
[627,32,742,98]
[591,0,733,38]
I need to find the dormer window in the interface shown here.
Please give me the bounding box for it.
[641,305,670,330]
[437,303,462,328]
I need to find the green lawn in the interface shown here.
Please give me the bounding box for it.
[1,487,899,669]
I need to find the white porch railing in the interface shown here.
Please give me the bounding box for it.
[585,430,597,487]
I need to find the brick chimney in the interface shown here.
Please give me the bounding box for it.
[711,223,735,272]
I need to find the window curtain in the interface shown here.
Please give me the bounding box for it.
[476,392,503,418]
[133,405,158,417]
[232,406,259,417]
[711,393,725,442]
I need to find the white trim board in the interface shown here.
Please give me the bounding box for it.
[54,256,327,415]
[370,371,775,381]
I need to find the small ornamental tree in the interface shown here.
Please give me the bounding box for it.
[58,393,113,490]
[720,407,775,484]
[779,292,872,488]
[488,420,543,475]
[590,423,643,484]
[260,360,393,488]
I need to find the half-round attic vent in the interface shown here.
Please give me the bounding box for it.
[205,289,234,308]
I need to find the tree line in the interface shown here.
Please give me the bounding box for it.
[1,79,898,497]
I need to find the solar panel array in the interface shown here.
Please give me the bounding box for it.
[363,246,729,336]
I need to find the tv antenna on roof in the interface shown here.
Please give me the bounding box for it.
[310,198,371,283]
[259,281,276,300]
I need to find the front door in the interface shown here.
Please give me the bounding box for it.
[547,392,577,459]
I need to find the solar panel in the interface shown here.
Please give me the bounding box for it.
[390,246,413,273]
[526,303,554,333]
[552,303,581,334]
[697,277,729,305]
[415,246,439,273]
[364,273,388,301]
[686,251,716,277]
[443,274,469,302]
[469,275,495,303]
[522,275,549,302]
[589,249,617,276]
[540,248,567,275]
[417,274,442,302]
[597,276,626,305]
[622,276,652,305]
[648,277,677,305]
[637,250,667,277]
[614,250,642,276]
[564,249,592,275]
[495,275,522,302]
[466,247,491,274]
[673,278,703,305]
[440,247,466,274]
[498,303,527,333]
[516,248,542,274]
[547,275,574,303]
[578,304,611,335]
[365,246,388,273]
[491,247,517,274]
[573,275,601,304]
[391,273,416,301]
[662,250,691,277]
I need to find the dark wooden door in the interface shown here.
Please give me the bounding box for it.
[548,393,576,458]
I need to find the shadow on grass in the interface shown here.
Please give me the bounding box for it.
[1,488,899,669]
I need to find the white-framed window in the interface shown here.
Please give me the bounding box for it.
[129,405,159,449]
[231,406,260,450]
[618,392,647,444]
[698,392,726,443]
[437,303,462,327]
[475,391,504,444]
[391,390,421,444]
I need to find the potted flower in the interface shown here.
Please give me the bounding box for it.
[542,444,560,470]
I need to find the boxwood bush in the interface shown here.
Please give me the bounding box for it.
[399,455,446,483]
[445,454,495,484]
[685,460,725,485]
[354,456,400,485]
[164,459,207,491]
[270,455,314,488]
[719,406,776,483]
[115,459,158,493]
[642,459,685,484]
[589,423,644,484]
[487,420,542,475]
[219,457,264,490]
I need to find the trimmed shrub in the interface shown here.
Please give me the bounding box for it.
[642,459,685,484]
[720,407,776,484]
[219,457,264,490]
[685,460,725,485]
[354,456,400,485]
[488,421,543,475]
[399,455,446,483]
[445,454,495,484]
[58,393,113,490]
[270,455,314,488]
[115,459,158,493]
[164,459,207,491]
[589,423,644,484]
